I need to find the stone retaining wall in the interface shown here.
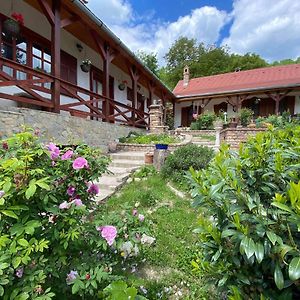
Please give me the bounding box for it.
[172,129,215,136]
[0,107,145,152]
[220,127,266,148]
[116,134,193,152]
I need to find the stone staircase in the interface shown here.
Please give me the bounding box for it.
[95,151,146,202]
[192,136,216,148]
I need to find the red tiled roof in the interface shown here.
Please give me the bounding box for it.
[173,64,300,97]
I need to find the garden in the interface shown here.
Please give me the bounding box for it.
[1,121,300,299]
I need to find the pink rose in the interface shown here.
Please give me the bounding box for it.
[97,225,117,246]
[87,183,100,195]
[59,201,70,209]
[72,157,89,170]
[73,198,83,207]
[138,214,145,222]
[61,150,73,160]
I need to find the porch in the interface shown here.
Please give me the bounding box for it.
[0,0,175,129]
[176,91,300,127]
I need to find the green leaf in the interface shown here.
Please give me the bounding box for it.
[289,257,300,281]
[271,202,293,213]
[0,285,4,297]
[17,238,29,247]
[255,242,264,263]
[12,257,22,268]
[36,181,50,190]
[266,231,277,246]
[221,229,237,238]
[1,210,18,219]
[244,237,256,259]
[274,264,284,290]
[25,184,36,199]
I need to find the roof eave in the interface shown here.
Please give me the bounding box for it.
[175,83,300,102]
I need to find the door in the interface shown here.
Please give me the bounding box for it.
[181,106,193,127]
[90,67,114,122]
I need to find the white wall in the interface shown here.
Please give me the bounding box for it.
[0,0,153,116]
[295,96,300,114]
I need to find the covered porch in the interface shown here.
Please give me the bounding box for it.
[0,0,175,128]
[175,88,300,127]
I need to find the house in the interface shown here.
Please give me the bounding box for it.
[173,65,300,127]
[0,0,175,129]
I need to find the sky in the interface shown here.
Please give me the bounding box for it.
[87,0,300,65]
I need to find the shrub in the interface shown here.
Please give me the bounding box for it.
[0,130,153,299]
[161,144,214,189]
[239,108,254,127]
[190,113,216,130]
[189,126,300,299]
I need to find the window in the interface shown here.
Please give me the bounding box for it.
[1,17,77,85]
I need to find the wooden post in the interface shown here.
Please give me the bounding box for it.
[90,31,117,121]
[129,65,140,126]
[267,91,292,115]
[51,0,61,113]
[148,81,156,106]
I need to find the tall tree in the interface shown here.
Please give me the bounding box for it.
[136,50,159,76]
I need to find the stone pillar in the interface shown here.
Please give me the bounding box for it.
[153,149,169,171]
[215,124,223,151]
[149,102,168,134]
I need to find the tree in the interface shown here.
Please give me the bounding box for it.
[228,53,268,71]
[136,50,159,76]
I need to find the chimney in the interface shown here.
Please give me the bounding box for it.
[183,65,190,87]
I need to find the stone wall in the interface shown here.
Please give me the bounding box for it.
[172,129,216,136]
[0,107,145,152]
[220,128,266,148]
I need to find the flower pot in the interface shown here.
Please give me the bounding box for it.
[3,19,20,37]
[145,152,154,164]
[80,64,90,73]
[118,83,126,91]
[155,144,168,150]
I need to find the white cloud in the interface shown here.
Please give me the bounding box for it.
[109,6,229,64]
[222,0,300,61]
[87,0,132,26]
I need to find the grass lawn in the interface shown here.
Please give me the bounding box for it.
[105,173,211,299]
[194,134,215,141]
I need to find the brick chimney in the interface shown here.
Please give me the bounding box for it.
[183,65,190,87]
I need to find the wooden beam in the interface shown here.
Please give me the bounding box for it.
[128,65,140,125]
[51,0,61,113]
[61,15,79,28]
[37,0,54,25]
[148,81,156,105]
[266,90,292,115]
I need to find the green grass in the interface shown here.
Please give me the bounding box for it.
[194,134,216,141]
[105,174,212,299]
[119,133,180,144]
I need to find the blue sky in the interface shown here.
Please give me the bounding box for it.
[87,0,300,65]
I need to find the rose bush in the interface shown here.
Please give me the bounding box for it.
[0,130,153,299]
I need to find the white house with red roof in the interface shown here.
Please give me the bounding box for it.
[173,64,300,127]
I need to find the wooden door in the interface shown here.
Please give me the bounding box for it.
[181,106,192,127]
[90,67,114,122]
[259,98,275,116]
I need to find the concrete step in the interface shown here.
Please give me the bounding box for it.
[110,159,145,168]
[192,138,215,143]
[108,166,137,174]
[95,189,114,202]
[110,151,146,162]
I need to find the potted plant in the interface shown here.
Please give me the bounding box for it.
[155,143,169,150]
[80,59,91,72]
[118,80,128,91]
[3,12,24,37]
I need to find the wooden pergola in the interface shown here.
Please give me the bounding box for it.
[0,0,175,128]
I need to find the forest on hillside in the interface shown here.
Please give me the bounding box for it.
[136,37,300,90]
